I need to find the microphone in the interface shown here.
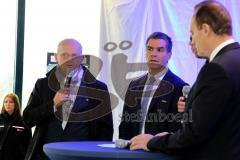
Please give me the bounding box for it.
[180,85,191,121]
[64,68,75,88]
[64,75,72,88]
[182,85,191,99]
[63,73,73,107]
[115,139,131,149]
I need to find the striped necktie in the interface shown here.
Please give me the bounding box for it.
[139,76,156,132]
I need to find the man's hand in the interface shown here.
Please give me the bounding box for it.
[129,134,154,151]
[155,132,169,137]
[177,96,186,112]
[53,88,71,108]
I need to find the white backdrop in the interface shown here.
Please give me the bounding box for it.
[22,0,101,112]
[19,0,240,140]
[99,0,240,140]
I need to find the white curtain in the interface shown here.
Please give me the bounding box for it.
[99,0,240,140]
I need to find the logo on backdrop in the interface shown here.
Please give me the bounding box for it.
[47,41,175,122]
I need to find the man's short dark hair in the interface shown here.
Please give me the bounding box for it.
[146,32,172,53]
[194,0,232,35]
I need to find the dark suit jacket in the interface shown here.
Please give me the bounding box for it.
[119,70,187,140]
[23,66,113,160]
[147,42,240,160]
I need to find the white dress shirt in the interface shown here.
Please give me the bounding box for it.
[55,66,83,129]
[209,39,235,62]
[140,68,168,134]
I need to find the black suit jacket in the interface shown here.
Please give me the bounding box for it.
[0,113,31,160]
[147,42,240,160]
[119,70,187,140]
[23,66,113,160]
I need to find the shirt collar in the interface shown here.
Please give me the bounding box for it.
[209,39,235,62]
[147,67,168,81]
[55,65,83,84]
[55,66,64,83]
[71,66,83,83]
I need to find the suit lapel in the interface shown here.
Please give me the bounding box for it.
[185,83,195,111]
[214,42,240,59]
[147,70,173,113]
[47,67,60,92]
[72,68,92,113]
[132,75,147,132]
[135,75,148,110]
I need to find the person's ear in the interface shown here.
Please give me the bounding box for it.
[202,23,211,36]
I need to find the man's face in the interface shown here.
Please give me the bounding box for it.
[146,39,171,73]
[55,41,82,75]
[190,17,209,58]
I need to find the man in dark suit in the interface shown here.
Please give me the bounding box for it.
[130,1,240,160]
[119,32,188,140]
[23,39,113,160]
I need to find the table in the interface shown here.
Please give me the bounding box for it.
[43,141,180,160]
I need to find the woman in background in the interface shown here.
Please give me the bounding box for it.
[0,93,31,160]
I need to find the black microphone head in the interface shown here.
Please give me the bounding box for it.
[64,69,75,88]
[115,139,130,149]
[182,85,191,98]
[64,75,72,88]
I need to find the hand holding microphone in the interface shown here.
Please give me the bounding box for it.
[177,85,191,113]
[63,75,73,106]
[53,74,73,108]
[182,85,191,99]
